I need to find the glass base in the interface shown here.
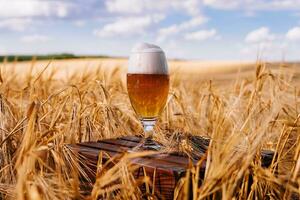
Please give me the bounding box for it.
[131,137,162,151]
[129,118,163,152]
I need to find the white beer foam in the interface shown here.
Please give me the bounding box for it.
[131,43,163,53]
[128,42,168,74]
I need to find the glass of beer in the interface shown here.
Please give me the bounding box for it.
[127,43,169,150]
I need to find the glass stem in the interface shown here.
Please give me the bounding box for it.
[132,119,161,151]
[141,119,156,139]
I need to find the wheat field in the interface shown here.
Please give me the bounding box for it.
[0,58,299,199]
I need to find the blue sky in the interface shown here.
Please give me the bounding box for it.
[0,0,300,61]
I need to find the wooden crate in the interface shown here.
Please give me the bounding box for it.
[67,136,274,199]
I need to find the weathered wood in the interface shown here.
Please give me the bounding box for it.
[67,136,274,200]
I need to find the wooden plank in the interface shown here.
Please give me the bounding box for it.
[67,135,275,200]
[78,142,130,152]
[72,144,190,171]
[77,139,195,166]
[119,135,141,143]
[70,140,273,174]
[100,138,139,148]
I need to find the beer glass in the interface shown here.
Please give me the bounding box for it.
[127,43,169,150]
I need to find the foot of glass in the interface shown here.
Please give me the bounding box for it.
[134,137,162,151]
[130,118,162,151]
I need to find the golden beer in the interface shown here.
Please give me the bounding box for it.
[127,73,169,119]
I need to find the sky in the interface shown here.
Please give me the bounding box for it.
[0,0,300,61]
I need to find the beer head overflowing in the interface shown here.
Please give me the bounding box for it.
[128,42,168,74]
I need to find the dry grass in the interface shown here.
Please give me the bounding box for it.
[0,58,299,199]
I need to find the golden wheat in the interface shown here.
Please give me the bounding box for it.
[0,59,299,199]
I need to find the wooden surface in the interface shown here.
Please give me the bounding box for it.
[67,136,274,199]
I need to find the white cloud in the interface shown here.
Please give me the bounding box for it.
[0,0,72,31]
[240,26,296,60]
[267,0,300,10]
[158,25,180,39]
[203,0,240,10]
[203,0,300,11]
[105,0,201,16]
[0,0,71,19]
[242,27,282,60]
[245,27,276,43]
[20,34,50,43]
[176,0,201,16]
[104,0,206,42]
[184,29,218,41]
[106,0,145,14]
[0,18,33,31]
[94,15,164,37]
[286,27,300,41]
[157,15,208,42]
